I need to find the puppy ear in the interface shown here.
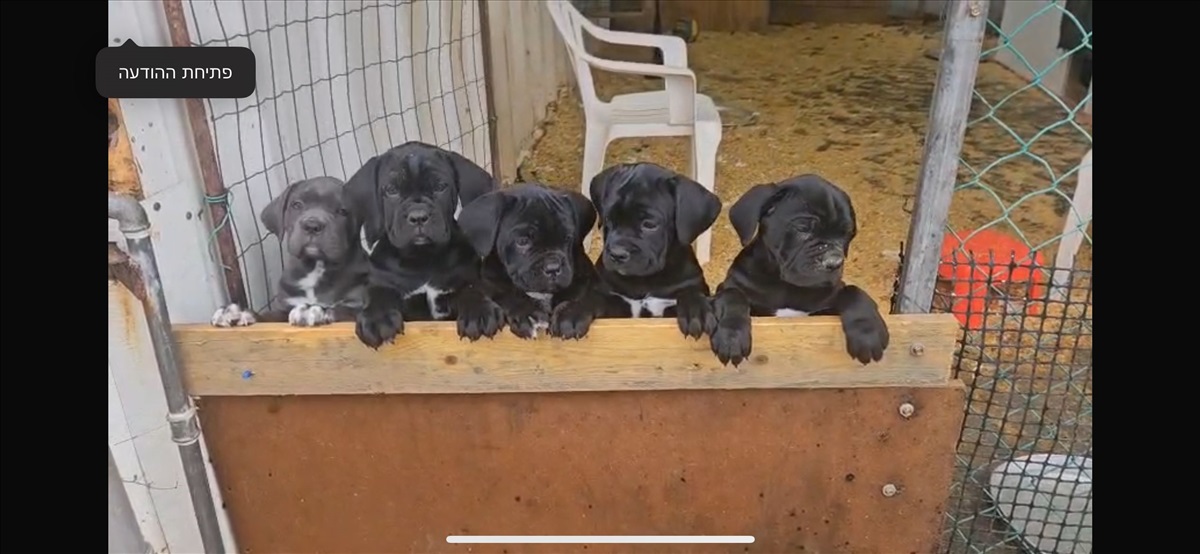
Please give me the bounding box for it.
[564,190,597,242]
[260,181,298,237]
[729,183,779,246]
[457,191,506,258]
[838,187,858,252]
[672,176,722,246]
[587,165,624,222]
[343,156,383,243]
[444,150,497,207]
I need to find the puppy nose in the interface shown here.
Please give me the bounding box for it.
[606,245,631,263]
[406,209,430,225]
[301,218,325,234]
[543,261,563,277]
[821,254,845,270]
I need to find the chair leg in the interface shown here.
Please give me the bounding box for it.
[580,122,610,255]
[692,129,721,266]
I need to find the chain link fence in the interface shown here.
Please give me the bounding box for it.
[894,2,1092,553]
[176,0,492,311]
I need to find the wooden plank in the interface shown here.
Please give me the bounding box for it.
[198,383,967,553]
[174,314,959,396]
[410,0,437,144]
[485,1,515,181]
[509,2,537,160]
[448,0,475,162]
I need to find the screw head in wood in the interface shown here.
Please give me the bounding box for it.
[910,343,925,356]
[899,402,916,419]
[882,483,899,497]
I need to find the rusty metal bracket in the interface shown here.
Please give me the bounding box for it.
[108,242,147,302]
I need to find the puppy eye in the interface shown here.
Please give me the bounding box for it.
[514,236,532,248]
[383,185,400,197]
[290,201,303,210]
[640,220,659,231]
[336,207,349,216]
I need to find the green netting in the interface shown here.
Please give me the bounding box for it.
[932,3,1093,554]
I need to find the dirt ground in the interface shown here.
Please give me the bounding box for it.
[520,21,1093,307]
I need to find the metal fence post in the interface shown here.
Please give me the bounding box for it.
[109,193,227,554]
[895,0,988,314]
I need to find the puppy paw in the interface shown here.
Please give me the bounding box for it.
[504,300,549,340]
[709,317,752,367]
[842,314,890,365]
[550,300,596,340]
[506,312,549,339]
[675,297,714,340]
[355,307,405,350]
[211,304,256,328]
[457,298,503,341]
[288,304,335,327]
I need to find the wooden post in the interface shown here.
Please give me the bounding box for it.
[160,0,249,309]
[478,0,503,180]
[895,0,988,314]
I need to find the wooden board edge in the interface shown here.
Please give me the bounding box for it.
[175,314,962,397]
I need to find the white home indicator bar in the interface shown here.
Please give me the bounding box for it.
[446,536,755,544]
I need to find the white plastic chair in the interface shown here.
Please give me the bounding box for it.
[545,0,723,265]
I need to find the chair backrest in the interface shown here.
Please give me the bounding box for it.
[544,0,603,110]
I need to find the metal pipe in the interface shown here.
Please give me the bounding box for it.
[160,0,249,309]
[477,0,503,180]
[895,0,988,314]
[108,193,227,554]
[110,447,154,554]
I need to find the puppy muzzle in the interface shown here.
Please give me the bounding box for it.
[778,247,845,287]
[289,212,340,260]
[515,253,573,293]
[603,240,658,276]
[389,202,450,247]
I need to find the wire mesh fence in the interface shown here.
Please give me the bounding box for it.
[895,2,1093,553]
[178,0,492,312]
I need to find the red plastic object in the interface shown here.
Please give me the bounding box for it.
[937,229,1047,330]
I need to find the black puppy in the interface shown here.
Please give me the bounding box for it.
[589,163,722,339]
[709,174,890,367]
[211,176,368,327]
[457,183,606,340]
[345,141,502,348]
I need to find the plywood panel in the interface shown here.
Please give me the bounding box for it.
[486,0,573,183]
[174,315,961,396]
[199,383,966,553]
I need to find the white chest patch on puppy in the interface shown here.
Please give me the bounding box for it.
[616,294,677,318]
[526,291,554,312]
[360,226,379,256]
[405,283,450,320]
[524,292,554,337]
[286,262,326,307]
[774,308,810,318]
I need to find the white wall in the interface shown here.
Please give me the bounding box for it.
[994,0,1075,102]
[107,1,492,552]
